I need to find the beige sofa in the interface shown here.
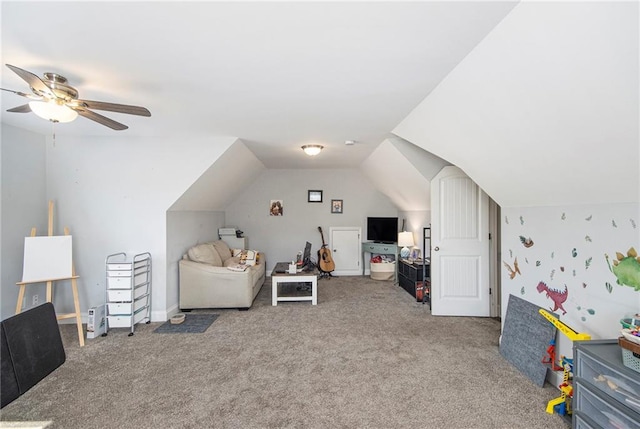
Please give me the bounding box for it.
[179,240,266,310]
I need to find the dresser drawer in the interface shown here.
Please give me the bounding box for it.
[573,411,601,429]
[363,243,396,254]
[574,379,640,429]
[107,298,147,315]
[576,346,640,414]
[107,276,131,289]
[107,286,147,302]
[107,263,132,271]
[107,309,147,328]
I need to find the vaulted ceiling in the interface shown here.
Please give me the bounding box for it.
[1,1,517,170]
[2,1,637,210]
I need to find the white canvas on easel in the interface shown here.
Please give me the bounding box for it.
[22,236,73,283]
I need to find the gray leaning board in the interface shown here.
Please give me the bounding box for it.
[499,294,557,387]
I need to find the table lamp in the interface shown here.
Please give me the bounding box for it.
[398,231,414,259]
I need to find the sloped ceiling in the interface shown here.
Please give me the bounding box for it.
[169,140,266,211]
[0,1,518,169]
[394,1,639,207]
[360,138,449,211]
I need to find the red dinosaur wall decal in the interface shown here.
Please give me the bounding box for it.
[536,281,568,315]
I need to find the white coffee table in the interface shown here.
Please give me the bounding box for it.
[272,270,318,306]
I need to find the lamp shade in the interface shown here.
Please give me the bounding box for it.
[301,144,323,156]
[29,100,78,123]
[398,231,414,259]
[398,231,414,248]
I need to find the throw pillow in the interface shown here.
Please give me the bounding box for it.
[187,243,222,267]
[239,250,257,266]
[212,240,232,262]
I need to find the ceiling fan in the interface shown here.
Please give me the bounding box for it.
[1,64,151,131]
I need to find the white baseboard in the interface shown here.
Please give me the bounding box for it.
[154,304,179,322]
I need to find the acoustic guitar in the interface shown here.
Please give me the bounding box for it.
[317,226,336,273]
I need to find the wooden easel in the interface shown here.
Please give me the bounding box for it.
[15,201,84,347]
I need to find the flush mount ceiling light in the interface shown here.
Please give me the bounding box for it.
[301,144,323,156]
[28,100,78,123]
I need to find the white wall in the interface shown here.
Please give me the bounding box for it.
[166,210,226,315]
[44,135,237,321]
[398,210,431,260]
[501,203,640,363]
[1,125,48,320]
[225,168,398,271]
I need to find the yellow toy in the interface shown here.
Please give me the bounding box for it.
[539,309,591,416]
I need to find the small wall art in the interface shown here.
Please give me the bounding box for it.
[270,200,283,216]
[308,190,323,203]
[331,199,343,214]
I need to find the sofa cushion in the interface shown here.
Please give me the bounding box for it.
[188,243,222,267]
[212,240,232,262]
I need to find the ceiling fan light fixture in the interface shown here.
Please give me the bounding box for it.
[302,144,323,156]
[29,100,78,123]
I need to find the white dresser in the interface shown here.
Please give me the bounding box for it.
[105,252,151,336]
[222,236,248,250]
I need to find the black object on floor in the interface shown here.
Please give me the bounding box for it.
[154,314,219,334]
[1,324,20,408]
[1,302,66,408]
[499,294,556,387]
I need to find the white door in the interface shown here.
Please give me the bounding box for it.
[330,227,361,276]
[431,166,490,316]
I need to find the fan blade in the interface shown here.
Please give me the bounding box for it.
[72,108,128,131]
[76,99,151,117]
[1,87,42,99]
[7,104,32,113]
[5,64,57,99]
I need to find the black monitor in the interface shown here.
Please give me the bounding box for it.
[302,241,313,271]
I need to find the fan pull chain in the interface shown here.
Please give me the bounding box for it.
[51,120,57,147]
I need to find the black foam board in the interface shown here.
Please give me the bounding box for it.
[499,294,557,387]
[0,323,20,408]
[1,303,66,396]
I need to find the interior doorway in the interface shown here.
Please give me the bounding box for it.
[329,227,362,276]
[489,198,502,319]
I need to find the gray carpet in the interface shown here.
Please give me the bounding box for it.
[153,314,218,334]
[0,276,570,429]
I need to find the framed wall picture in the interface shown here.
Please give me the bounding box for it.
[308,190,323,203]
[270,200,283,216]
[331,199,343,214]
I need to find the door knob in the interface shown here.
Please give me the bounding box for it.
[434,246,440,251]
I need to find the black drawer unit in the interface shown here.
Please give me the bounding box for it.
[397,259,430,302]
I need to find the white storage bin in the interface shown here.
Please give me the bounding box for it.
[107,263,131,271]
[105,252,151,335]
[107,308,147,328]
[107,284,147,302]
[107,276,130,289]
[108,298,146,315]
[370,261,395,281]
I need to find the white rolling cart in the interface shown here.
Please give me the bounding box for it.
[105,252,151,336]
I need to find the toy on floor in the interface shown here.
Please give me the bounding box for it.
[542,339,564,371]
[539,309,591,416]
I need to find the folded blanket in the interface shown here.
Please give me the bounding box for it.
[227,264,249,272]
